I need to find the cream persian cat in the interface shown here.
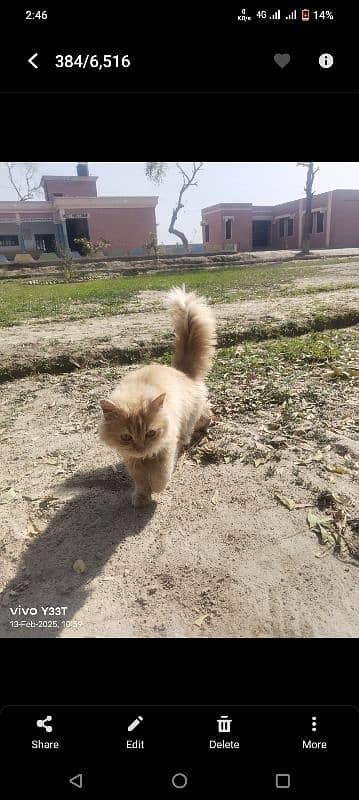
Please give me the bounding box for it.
[99,287,216,507]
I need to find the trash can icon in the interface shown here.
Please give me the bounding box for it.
[217,715,232,733]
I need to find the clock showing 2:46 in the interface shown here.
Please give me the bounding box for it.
[25,9,48,20]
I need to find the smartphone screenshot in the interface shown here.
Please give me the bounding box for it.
[0,6,358,799]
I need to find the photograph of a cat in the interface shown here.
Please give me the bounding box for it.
[99,287,216,507]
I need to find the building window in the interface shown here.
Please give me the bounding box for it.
[287,218,294,236]
[225,219,232,240]
[316,211,324,233]
[204,224,210,243]
[35,234,56,253]
[279,219,285,238]
[0,236,19,247]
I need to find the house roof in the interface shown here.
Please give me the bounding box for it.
[40,175,98,187]
[0,196,159,212]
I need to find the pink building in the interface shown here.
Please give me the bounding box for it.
[201,190,359,252]
[0,163,158,258]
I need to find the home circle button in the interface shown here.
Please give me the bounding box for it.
[171,773,188,789]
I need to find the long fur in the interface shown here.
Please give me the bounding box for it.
[166,286,216,380]
[99,286,217,506]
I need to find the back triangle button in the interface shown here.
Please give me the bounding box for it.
[69,774,83,789]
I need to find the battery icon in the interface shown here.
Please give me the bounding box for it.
[301,8,310,21]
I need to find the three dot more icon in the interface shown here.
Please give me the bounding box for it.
[217,715,232,733]
[312,716,317,732]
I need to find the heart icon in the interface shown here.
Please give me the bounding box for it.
[274,53,291,68]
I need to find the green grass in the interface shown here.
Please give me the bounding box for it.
[267,333,341,363]
[0,258,357,327]
[211,331,342,384]
[283,281,359,297]
[158,351,173,365]
[0,262,338,325]
[208,329,359,417]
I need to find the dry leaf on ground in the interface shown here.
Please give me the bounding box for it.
[307,511,337,546]
[26,517,42,537]
[0,488,17,504]
[194,613,211,628]
[274,493,296,511]
[73,559,86,574]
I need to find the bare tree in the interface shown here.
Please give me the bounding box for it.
[297,161,319,255]
[145,162,168,184]
[4,162,43,201]
[146,161,204,251]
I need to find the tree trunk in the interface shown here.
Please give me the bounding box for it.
[297,161,319,256]
[146,162,203,253]
[169,189,189,251]
[169,216,189,251]
[302,194,312,255]
[168,162,203,252]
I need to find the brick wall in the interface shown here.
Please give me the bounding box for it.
[87,207,157,255]
[330,190,359,247]
[202,207,252,251]
[42,178,98,201]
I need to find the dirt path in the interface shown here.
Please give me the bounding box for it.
[1,287,359,383]
[1,264,358,638]
[1,349,358,638]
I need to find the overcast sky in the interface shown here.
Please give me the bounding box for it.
[1,162,359,243]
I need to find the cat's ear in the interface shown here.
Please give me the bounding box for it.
[149,393,166,413]
[100,399,124,420]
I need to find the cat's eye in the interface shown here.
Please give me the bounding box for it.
[120,433,132,442]
[146,430,156,438]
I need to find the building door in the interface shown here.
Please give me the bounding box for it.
[252,221,271,249]
[65,218,90,253]
[34,234,56,253]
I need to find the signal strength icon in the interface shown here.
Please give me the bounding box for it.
[286,9,297,20]
[270,9,281,19]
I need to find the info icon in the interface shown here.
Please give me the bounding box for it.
[319,53,334,69]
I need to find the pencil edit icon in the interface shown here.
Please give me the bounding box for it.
[128,715,143,732]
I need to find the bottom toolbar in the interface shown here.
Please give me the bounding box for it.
[0,705,357,797]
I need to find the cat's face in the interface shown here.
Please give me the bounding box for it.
[99,393,168,459]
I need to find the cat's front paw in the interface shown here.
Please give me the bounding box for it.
[132,490,152,508]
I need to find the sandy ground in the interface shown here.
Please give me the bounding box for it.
[1,260,358,638]
[0,348,358,638]
[1,286,359,375]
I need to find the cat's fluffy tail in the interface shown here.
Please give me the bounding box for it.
[166,286,216,380]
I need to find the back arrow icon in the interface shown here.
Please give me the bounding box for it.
[28,53,39,69]
[69,774,83,789]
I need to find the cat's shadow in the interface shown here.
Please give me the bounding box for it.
[0,463,155,638]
